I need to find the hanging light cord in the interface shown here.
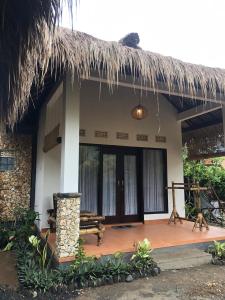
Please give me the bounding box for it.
[156,92,161,135]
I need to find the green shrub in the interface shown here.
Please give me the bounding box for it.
[208,241,225,260]
[14,208,39,241]
[0,224,15,251]
[16,233,62,293]
[66,238,158,288]
[29,232,50,270]
[131,238,156,276]
[16,237,159,292]
[183,149,225,201]
[17,254,61,292]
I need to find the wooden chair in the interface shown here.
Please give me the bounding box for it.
[47,196,105,246]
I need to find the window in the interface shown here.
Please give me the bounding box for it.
[0,150,16,171]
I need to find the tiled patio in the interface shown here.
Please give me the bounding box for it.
[45,220,225,262]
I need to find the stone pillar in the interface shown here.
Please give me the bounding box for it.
[55,193,81,259]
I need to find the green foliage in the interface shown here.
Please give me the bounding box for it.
[14,208,39,241]
[17,244,61,293]
[65,238,157,288]
[0,223,15,251]
[0,208,39,251]
[131,239,156,275]
[185,202,197,220]
[29,232,51,270]
[208,241,225,259]
[16,236,158,292]
[183,148,225,200]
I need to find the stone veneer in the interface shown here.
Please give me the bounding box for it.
[0,134,32,220]
[55,193,81,259]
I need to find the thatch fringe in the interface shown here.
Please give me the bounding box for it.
[0,0,75,128]
[4,26,225,127]
[183,123,224,158]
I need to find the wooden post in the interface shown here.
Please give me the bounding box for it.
[168,181,183,224]
[192,182,209,231]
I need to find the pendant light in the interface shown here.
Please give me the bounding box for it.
[131,104,147,120]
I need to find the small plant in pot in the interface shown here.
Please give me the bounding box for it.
[208,241,225,265]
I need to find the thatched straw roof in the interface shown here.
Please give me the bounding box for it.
[0,0,75,128]
[183,123,224,159]
[4,26,225,127]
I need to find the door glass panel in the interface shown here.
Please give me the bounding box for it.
[79,145,100,213]
[143,149,165,212]
[102,154,116,216]
[124,155,138,215]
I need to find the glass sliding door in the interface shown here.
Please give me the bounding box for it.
[124,155,138,215]
[79,145,100,213]
[143,149,167,213]
[102,154,117,216]
[79,144,167,223]
[101,146,140,223]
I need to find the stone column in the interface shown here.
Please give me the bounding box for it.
[55,193,81,259]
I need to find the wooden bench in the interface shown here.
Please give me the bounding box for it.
[47,199,105,246]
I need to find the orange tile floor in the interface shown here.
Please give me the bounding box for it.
[45,220,225,260]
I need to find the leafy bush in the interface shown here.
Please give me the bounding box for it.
[185,201,197,220]
[29,232,50,270]
[16,237,159,292]
[0,208,39,251]
[0,223,15,250]
[131,238,156,276]
[65,238,158,288]
[183,149,225,201]
[16,233,62,293]
[14,208,39,241]
[208,241,225,260]
[17,246,61,292]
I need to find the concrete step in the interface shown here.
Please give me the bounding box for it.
[152,247,212,271]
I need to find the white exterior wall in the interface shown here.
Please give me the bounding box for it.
[35,77,185,228]
[35,84,63,229]
[79,80,185,220]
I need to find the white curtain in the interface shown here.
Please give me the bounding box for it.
[79,145,99,213]
[143,149,165,212]
[102,154,116,216]
[124,155,138,215]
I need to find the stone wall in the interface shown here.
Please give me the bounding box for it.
[55,193,81,259]
[0,134,32,220]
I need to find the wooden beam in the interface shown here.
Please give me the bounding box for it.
[177,103,222,122]
[43,124,60,153]
[81,75,225,104]
[189,152,225,160]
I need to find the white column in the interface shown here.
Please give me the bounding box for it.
[60,73,80,193]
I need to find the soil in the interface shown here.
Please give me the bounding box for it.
[77,264,225,300]
[2,264,225,299]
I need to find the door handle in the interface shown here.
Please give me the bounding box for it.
[121,179,124,191]
[117,179,120,186]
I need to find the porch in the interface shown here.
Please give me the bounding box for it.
[44,220,225,262]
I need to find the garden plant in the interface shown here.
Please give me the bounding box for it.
[0,208,160,296]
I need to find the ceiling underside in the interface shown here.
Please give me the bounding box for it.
[15,76,223,138]
[163,94,222,132]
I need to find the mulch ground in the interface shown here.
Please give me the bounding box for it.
[2,260,225,299]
